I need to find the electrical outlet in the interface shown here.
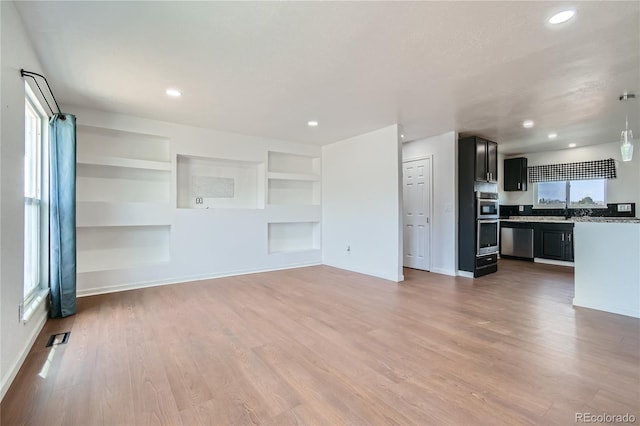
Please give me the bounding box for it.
[617,204,632,212]
[346,245,351,253]
[519,205,524,212]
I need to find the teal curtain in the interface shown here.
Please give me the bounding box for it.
[49,113,77,318]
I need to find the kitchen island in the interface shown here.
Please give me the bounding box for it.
[573,218,640,318]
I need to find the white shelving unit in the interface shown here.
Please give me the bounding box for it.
[268,221,321,254]
[76,225,171,273]
[266,152,322,254]
[267,152,320,206]
[75,125,172,272]
[76,202,171,227]
[76,154,171,171]
[177,154,265,209]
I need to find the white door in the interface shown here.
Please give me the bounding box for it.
[403,158,431,270]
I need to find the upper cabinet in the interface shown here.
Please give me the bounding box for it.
[504,157,528,191]
[461,136,498,183]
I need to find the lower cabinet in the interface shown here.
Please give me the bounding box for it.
[535,224,574,262]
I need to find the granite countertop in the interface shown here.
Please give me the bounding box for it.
[572,217,640,223]
[501,216,640,224]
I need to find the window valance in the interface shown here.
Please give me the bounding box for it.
[528,158,616,183]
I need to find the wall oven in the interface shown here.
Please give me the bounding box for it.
[476,192,499,219]
[477,219,499,255]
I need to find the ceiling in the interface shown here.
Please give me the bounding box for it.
[15,1,640,154]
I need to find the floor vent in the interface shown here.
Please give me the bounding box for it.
[46,332,70,347]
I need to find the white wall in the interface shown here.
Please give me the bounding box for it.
[500,142,640,208]
[70,107,322,296]
[0,1,49,400]
[402,131,458,276]
[322,125,403,281]
[574,222,640,318]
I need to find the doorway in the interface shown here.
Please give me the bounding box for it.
[402,157,432,270]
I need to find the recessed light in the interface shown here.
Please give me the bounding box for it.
[548,133,558,139]
[522,120,535,128]
[165,88,182,98]
[307,121,318,127]
[549,10,576,25]
[569,143,577,148]
[400,134,405,138]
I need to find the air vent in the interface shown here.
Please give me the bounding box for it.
[46,332,70,347]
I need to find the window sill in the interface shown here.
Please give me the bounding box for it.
[22,288,49,323]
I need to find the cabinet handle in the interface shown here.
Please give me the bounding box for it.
[568,234,572,242]
[562,234,565,242]
[517,182,520,189]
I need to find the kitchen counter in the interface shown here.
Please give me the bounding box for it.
[502,216,640,224]
[573,221,640,318]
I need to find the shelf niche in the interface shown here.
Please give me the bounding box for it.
[267,151,320,206]
[268,222,320,254]
[177,154,265,209]
[76,125,170,165]
[268,151,320,175]
[77,225,170,273]
[76,164,170,204]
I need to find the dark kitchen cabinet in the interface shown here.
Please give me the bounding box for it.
[458,135,499,277]
[504,157,528,191]
[535,223,574,261]
[470,137,498,183]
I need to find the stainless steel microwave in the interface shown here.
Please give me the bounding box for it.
[476,192,499,219]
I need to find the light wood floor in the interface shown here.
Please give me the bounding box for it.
[2,260,639,425]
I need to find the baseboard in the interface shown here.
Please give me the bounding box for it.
[534,258,574,267]
[429,267,457,277]
[321,263,403,282]
[573,297,640,319]
[457,270,474,278]
[0,309,47,402]
[77,261,322,297]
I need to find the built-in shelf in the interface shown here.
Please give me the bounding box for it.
[77,125,170,164]
[177,154,265,209]
[268,221,320,254]
[76,154,171,171]
[268,179,320,206]
[268,152,320,175]
[267,152,321,207]
[267,172,320,182]
[76,225,171,273]
[76,202,171,227]
[76,164,170,204]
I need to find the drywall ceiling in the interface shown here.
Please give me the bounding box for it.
[14,1,640,154]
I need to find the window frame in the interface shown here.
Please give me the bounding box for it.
[23,83,50,309]
[533,179,608,210]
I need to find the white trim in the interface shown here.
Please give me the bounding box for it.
[21,288,49,323]
[77,262,322,297]
[534,258,574,267]
[457,270,475,278]
[321,262,403,283]
[573,298,640,319]
[0,310,47,402]
[429,267,457,277]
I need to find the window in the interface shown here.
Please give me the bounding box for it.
[24,85,48,303]
[569,179,606,207]
[534,179,606,209]
[535,181,567,207]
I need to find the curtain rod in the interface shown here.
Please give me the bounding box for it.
[20,69,66,120]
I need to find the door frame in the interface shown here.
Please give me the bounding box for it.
[401,155,434,271]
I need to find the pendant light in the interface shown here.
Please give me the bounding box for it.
[620,93,635,162]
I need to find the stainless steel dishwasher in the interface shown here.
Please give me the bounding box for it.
[500,226,534,259]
